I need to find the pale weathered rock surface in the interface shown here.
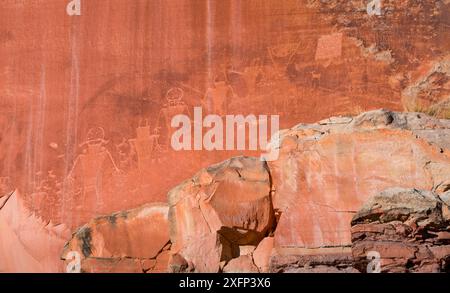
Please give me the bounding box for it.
[267,110,450,271]
[351,188,450,273]
[61,203,170,273]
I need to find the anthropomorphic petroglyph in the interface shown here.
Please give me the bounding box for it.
[157,88,191,148]
[202,75,235,116]
[268,41,302,75]
[129,120,165,171]
[66,127,120,206]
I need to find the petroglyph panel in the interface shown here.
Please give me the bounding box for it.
[0,0,448,241]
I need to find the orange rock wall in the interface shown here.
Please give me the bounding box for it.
[0,0,449,272]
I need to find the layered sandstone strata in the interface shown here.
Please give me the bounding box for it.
[351,188,450,273]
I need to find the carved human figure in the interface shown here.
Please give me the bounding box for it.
[238,58,265,98]
[37,170,59,193]
[311,70,321,89]
[157,88,190,147]
[267,41,301,76]
[128,119,152,171]
[202,75,234,116]
[115,137,134,171]
[129,120,164,170]
[67,127,120,206]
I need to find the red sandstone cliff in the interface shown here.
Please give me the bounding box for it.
[1,0,449,272]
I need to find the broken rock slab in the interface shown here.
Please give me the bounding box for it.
[351,188,450,273]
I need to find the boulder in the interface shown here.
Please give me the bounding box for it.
[2,0,450,273]
[61,203,170,273]
[168,156,274,272]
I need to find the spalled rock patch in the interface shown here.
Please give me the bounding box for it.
[168,156,274,273]
[351,188,450,273]
[61,203,170,273]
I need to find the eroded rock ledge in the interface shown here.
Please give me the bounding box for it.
[60,110,450,273]
[352,188,450,273]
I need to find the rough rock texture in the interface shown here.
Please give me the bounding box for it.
[61,203,170,273]
[168,156,274,273]
[351,188,450,273]
[267,109,450,272]
[402,55,450,118]
[269,247,358,273]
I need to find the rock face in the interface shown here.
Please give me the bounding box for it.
[0,190,70,272]
[267,110,450,272]
[1,0,449,272]
[1,0,449,235]
[168,156,274,272]
[351,188,450,273]
[61,203,170,273]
